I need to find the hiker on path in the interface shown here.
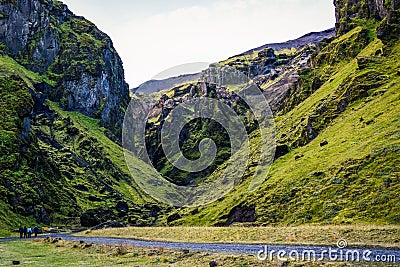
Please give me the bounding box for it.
[23,226,27,238]
[33,226,39,238]
[18,226,23,238]
[27,227,32,238]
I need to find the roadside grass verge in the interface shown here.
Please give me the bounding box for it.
[0,238,277,267]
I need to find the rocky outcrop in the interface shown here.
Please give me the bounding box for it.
[0,0,129,136]
[0,0,67,72]
[80,207,117,227]
[260,46,318,113]
[220,42,329,114]
[334,0,400,38]
[224,204,256,225]
[141,30,335,187]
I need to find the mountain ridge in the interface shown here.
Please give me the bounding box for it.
[240,28,336,56]
[133,72,202,94]
[133,28,335,96]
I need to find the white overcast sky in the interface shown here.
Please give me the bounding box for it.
[61,0,335,88]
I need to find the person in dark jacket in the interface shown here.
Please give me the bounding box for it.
[33,226,39,238]
[18,226,23,238]
[23,226,27,238]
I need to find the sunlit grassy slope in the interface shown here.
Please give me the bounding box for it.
[46,101,150,204]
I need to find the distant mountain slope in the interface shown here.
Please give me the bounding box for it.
[133,29,335,96]
[133,73,202,94]
[239,28,335,56]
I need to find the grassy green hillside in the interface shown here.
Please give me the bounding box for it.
[167,24,400,226]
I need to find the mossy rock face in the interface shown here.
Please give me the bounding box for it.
[145,83,255,186]
[334,0,383,34]
[0,75,33,174]
[334,0,400,39]
[315,27,371,66]
[376,17,400,44]
[297,68,387,146]
[80,207,117,227]
[279,67,329,115]
[52,18,108,80]
[0,0,129,137]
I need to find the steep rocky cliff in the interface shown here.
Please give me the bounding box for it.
[334,0,400,42]
[0,0,155,229]
[0,0,129,136]
[334,0,397,25]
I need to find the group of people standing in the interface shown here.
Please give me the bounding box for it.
[18,226,39,238]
